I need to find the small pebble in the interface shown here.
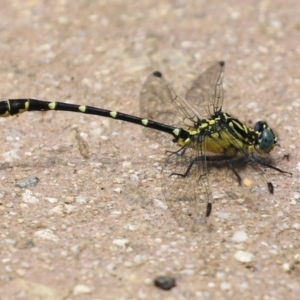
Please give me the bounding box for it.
[15,176,39,188]
[34,229,59,242]
[282,263,291,272]
[220,282,231,291]
[154,276,176,290]
[129,174,138,181]
[106,263,116,274]
[64,196,75,204]
[122,161,132,168]
[232,230,248,243]
[48,205,64,216]
[153,199,168,210]
[5,238,16,245]
[113,177,124,184]
[76,196,87,204]
[73,284,92,295]
[45,197,58,204]
[133,254,147,265]
[113,239,129,247]
[234,250,255,263]
[16,268,26,276]
[22,190,39,203]
[216,211,230,219]
[124,261,132,267]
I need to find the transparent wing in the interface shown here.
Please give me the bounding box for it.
[185,61,224,117]
[139,63,226,230]
[162,144,210,231]
[140,71,197,147]
[140,62,225,147]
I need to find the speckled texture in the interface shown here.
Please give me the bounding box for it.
[0,1,299,299]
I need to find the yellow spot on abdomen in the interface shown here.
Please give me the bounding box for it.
[79,105,86,113]
[1,100,12,117]
[1,111,11,117]
[25,101,30,111]
[142,119,148,126]
[48,102,56,110]
[110,111,117,118]
[173,128,180,136]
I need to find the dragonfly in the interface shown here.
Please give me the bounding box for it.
[0,61,291,230]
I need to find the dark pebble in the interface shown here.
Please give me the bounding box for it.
[15,176,39,188]
[154,275,176,290]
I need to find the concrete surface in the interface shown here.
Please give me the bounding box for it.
[0,0,299,299]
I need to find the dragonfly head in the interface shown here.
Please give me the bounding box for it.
[254,121,278,154]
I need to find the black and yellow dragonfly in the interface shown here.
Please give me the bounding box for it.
[0,61,290,230]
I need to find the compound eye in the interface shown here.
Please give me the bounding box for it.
[258,128,275,153]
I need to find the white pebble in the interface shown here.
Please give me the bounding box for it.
[113,188,122,193]
[5,239,16,245]
[126,224,136,231]
[239,281,249,290]
[22,190,39,203]
[113,239,129,247]
[180,268,195,275]
[220,282,231,291]
[21,261,30,268]
[130,174,138,181]
[16,269,26,276]
[232,230,248,243]
[293,223,300,229]
[110,210,122,215]
[124,261,132,267]
[76,196,87,204]
[48,205,64,216]
[113,177,124,184]
[216,271,225,278]
[293,192,300,200]
[106,263,116,274]
[294,254,300,262]
[236,198,245,204]
[73,284,92,295]
[153,199,168,210]
[234,250,255,263]
[45,197,58,204]
[216,211,230,219]
[64,204,75,214]
[134,254,147,265]
[282,263,291,272]
[5,265,12,272]
[122,161,132,168]
[34,229,59,242]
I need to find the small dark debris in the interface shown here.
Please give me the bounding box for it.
[154,275,176,290]
[153,71,162,77]
[206,202,212,217]
[267,182,274,194]
[15,176,39,188]
[283,153,290,161]
[18,239,35,249]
